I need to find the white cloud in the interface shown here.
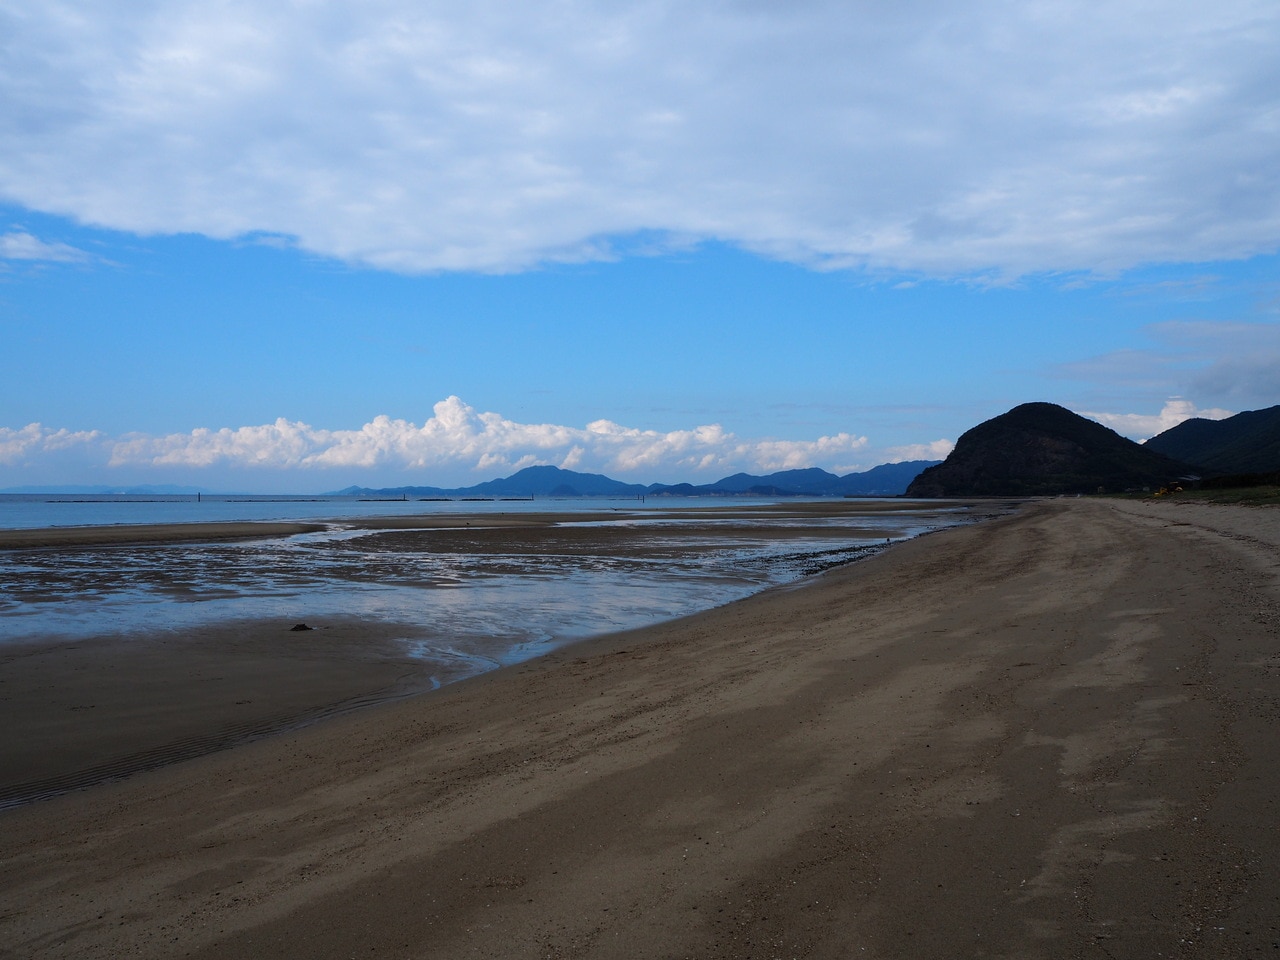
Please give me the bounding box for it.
[0,423,102,463]
[94,396,876,480]
[0,230,88,262]
[737,434,869,474]
[1080,399,1235,440]
[1,2,1277,276]
[879,439,956,464]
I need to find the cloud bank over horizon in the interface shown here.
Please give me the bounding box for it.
[3,2,1278,278]
[0,396,1243,491]
[2,397,889,488]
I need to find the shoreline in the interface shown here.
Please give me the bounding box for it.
[0,497,973,549]
[0,520,330,549]
[3,498,1277,957]
[0,499,1003,808]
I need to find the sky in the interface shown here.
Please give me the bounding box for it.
[2,1,1278,492]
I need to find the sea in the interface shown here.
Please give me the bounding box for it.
[0,492,638,530]
[0,493,970,687]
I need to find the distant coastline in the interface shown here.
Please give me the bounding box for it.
[1,460,940,501]
[331,461,940,499]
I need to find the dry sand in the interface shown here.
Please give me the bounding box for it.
[1,497,1278,958]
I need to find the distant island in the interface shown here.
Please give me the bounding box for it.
[330,460,941,500]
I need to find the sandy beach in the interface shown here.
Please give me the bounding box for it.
[0,499,973,804]
[2,496,1278,958]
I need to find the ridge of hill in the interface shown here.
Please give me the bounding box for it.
[648,461,938,497]
[333,460,939,499]
[906,402,1193,497]
[1143,404,1280,475]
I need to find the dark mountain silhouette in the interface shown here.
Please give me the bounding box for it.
[710,468,855,494]
[838,461,941,495]
[334,460,940,499]
[334,465,648,499]
[461,465,649,497]
[906,402,1194,497]
[1143,404,1280,475]
[649,461,937,497]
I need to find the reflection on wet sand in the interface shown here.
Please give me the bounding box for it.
[1,501,975,650]
[0,500,1001,805]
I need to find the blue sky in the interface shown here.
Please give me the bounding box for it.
[2,2,1278,492]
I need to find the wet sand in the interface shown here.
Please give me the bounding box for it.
[0,521,329,549]
[0,618,431,805]
[0,499,975,805]
[0,498,954,548]
[1,497,1278,958]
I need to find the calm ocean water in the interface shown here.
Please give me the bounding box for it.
[0,492,669,530]
[0,494,970,688]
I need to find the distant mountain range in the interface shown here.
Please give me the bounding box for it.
[333,460,940,499]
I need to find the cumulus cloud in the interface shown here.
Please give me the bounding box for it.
[1,2,1277,276]
[97,396,874,480]
[878,439,956,464]
[0,423,103,463]
[1080,399,1235,440]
